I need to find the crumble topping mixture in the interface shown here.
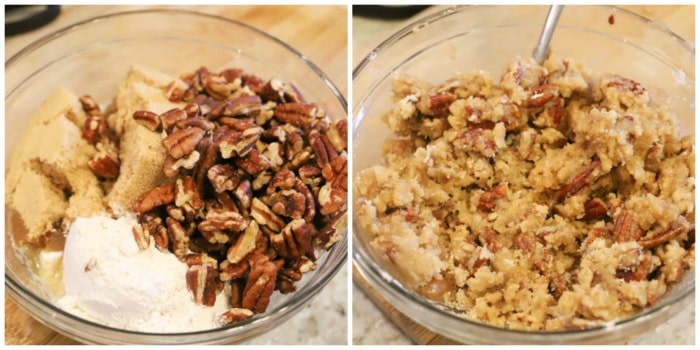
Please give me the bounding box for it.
[355,55,694,331]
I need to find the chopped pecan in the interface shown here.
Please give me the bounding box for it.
[617,251,652,282]
[140,215,169,251]
[219,117,257,131]
[241,253,279,313]
[88,142,120,179]
[270,189,306,219]
[326,119,348,152]
[316,209,346,250]
[514,232,536,254]
[175,176,203,210]
[166,217,189,259]
[227,221,262,264]
[175,116,216,131]
[477,183,509,212]
[133,182,176,213]
[203,74,231,100]
[454,127,496,158]
[583,198,608,221]
[219,260,249,281]
[318,182,346,216]
[162,127,206,159]
[613,209,641,243]
[159,108,188,132]
[529,84,559,107]
[234,180,253,210]
[639,219,690,249]
[220,95,262,117]
[235,150,271,176]
[274,103,320,128]
[186,262,218,306]
[79,95,101,117]
[606,75,645,95]
[217,308,254,326]
[250,198,285,232]
[480,228,502,252]
[558,160,601,201]
[199,208,249,234]
[417,92,455,116]
[298,165,322,187]
[81,115,108,144]
[163,150,200,178]
[271,219,315,259]
[207,164,242,193]
[133,110,161,131]
[132,224,151,250]
[294,179,317,222]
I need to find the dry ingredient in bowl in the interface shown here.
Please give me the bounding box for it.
[6,65,347,332]
[355,55,694,331]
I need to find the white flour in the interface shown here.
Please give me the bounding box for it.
[57,215,229,333]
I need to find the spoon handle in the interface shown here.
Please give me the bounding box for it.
[532,5,564,64]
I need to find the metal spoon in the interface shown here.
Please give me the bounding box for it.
[532,5,564,64]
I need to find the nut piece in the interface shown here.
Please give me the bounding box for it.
[274,103,319,128]
[186,262,218,306]
[133,182,176,213]
[160,108,188,132]
[227,221,262,264]
[199,208,249,235]
[250,198,285,232]
[82,115,108,145]
[583,198,608,221]
[316,210,346,250]
[241,253,278,313]
[639,218,690,249]
[477,183,509,212]
[79,95,101,117]
[88,142,120,179]
[529,84,559,107]
[166,217,189,259]
[162,127,206,159]
[270,189,306,219]
[271,219,314,259]
[207,164,242,193]
[132,224,151,250]
[221,95,262,117]
[133,110,161,131]
[235,150,271,176]
[217,308,254,326]
[558,160,601,201]
[612,209,641,243]
[326,119,348,152]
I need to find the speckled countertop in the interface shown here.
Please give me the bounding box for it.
[352,5,695,345]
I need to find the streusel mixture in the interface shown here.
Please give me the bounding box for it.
[355,55,695,331]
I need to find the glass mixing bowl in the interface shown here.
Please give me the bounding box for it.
[352,5,694,345]
[5,9,347,345]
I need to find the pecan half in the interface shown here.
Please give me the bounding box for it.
[250,198,285,232]
[207,164,242,193]
[88,142,120,179]
[227,221,261,264]
[79,95,101,117]
[235,150,271,176]
[186,262,218,306]
[326,119,348,152]
[82,115,108,145]
[160,108,188,132]
[217,308,254,326]
[162,127,206,159]
[417,92,455,116]
[220,95,262,117]
[270,189,306,219]
[241,253,278,313]
[316,209,346,250]
[199,208,249,235]
[133,182,176,213]
[133,110,161,131]
[271,219,314,259]
[274,103,319,128]
[166,217,189,259]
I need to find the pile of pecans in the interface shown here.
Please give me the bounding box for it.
[130,67,347,325]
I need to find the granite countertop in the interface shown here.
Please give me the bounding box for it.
[5,5,347,345]
[352,5,695,345]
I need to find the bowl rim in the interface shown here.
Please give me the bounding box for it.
[5,7,347,343]
[352,4,694,342]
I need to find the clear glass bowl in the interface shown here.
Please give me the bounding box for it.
[5,9,347,345]
[352,5,694,345]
